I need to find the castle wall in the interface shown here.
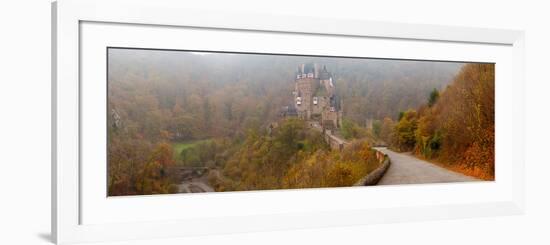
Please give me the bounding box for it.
[312,96,329,115]
[322,110,339,129]
[295,77,318,120]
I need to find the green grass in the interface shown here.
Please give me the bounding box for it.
[172,139,211,161]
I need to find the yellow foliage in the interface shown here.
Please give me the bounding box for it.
[282,140,380,189]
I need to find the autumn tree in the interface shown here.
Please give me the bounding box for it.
[372,120,382,137]
[135,142,178,195]
[428,88,440,107]
[393,110,418,151]
[434,63,495,179]
[341,119,367,140]
[379,117,395,145]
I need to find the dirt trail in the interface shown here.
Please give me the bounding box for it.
[178,175,215,193]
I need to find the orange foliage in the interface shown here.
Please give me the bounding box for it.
[390,63,495,180]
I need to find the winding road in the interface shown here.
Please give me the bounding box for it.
[375,147,479,185]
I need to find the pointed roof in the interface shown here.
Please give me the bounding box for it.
[319,65,331,80]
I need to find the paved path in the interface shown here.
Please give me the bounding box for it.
[375,147,479,185]
[178,178,215,193]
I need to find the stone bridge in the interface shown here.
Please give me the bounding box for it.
[308,121,348,151]
[324,129,348,151]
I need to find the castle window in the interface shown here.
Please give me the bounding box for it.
[313,97,318,105]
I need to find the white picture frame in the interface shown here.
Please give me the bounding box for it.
[52,0,525,244]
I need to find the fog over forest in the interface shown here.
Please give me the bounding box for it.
[108,48,464,139]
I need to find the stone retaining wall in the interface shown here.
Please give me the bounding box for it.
[353,149,391,186]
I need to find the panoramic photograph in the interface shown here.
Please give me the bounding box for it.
[107,48,495,196]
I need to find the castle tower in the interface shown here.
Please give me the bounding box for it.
[294,63,318,120]
[291,63,343,130]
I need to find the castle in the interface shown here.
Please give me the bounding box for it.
[283,63,343,130]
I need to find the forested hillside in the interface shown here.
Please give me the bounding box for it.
[381,63,495,180]
[107,48,467,196]
[108,49,463,139]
